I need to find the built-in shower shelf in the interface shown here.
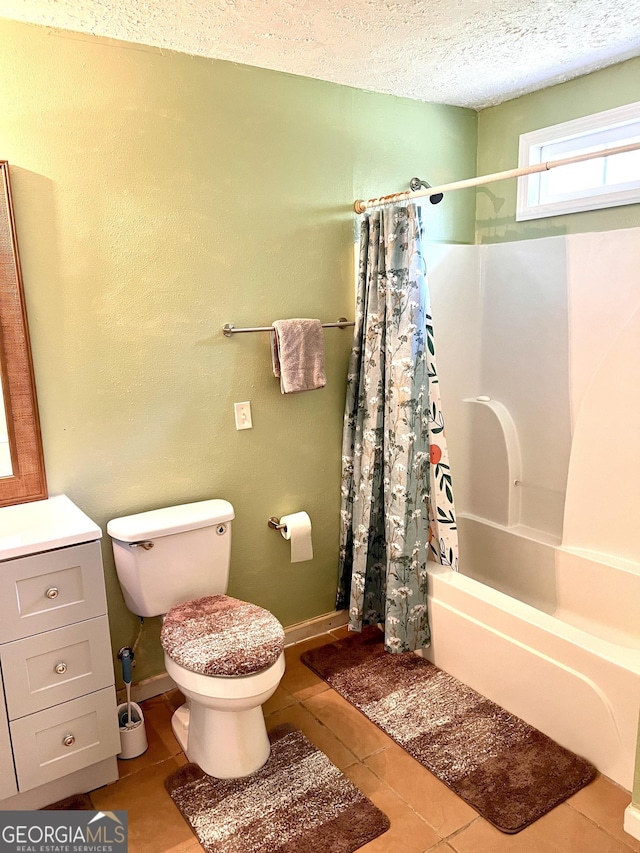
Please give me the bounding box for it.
[458,512,561,547]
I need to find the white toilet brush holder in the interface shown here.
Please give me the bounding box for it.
[117,701,148,759]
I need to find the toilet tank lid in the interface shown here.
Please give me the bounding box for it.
[107,499,234,542]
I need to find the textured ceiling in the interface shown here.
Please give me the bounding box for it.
[2,0,640,108]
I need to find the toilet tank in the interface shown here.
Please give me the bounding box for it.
[107,499,234,617]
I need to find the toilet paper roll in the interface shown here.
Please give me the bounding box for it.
[280,511,313,563]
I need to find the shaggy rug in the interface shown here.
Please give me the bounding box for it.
[302,626,597,834]
[165,723,390,853]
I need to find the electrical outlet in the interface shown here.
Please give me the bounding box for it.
[234,401,253,430]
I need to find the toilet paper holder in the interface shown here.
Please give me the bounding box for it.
[267,516,287,532]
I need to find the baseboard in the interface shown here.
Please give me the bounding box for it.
[624,803,640,841]
[283,609,349,646]
[118,609,348,703]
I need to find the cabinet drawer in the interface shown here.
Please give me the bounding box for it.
[0,541,106,642]
[10,687,120,793]
[1,616,115,719]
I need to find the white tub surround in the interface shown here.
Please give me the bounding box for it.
[425,229,640,794]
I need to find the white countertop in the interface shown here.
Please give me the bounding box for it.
[0,495,101,561]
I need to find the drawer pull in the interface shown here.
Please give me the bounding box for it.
[63,734,76,747]
[46,587,59,600]
[54,662,68,675]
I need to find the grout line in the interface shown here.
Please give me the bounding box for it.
[564,797,640,852]
[422,840,456,852]
[359,748,481,844]
[440,817,481,844]
[294,690,365,768]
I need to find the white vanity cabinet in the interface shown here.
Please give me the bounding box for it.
[0,496,120,808]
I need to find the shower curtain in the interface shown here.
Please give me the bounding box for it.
[337,204,458,653]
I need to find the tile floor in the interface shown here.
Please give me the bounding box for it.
[82,629,638,853]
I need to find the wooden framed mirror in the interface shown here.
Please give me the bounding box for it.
[0,161,46,506]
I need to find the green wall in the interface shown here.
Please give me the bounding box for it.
[0,19,476,682]
[475,56,640,243]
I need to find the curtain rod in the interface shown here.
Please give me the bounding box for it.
[353,141,640,213]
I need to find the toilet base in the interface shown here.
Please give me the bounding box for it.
[170,703,190,753]
[171,701,271,779]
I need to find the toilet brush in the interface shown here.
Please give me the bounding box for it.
[118,647,136,728]
[116,646,148,758]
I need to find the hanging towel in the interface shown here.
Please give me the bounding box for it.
[270,319,326,393]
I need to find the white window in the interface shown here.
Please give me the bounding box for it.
[516,102,640,221]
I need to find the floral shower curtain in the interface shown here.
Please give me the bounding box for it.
[337,204,458,653]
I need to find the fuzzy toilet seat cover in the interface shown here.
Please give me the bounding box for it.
[160,594,285,677]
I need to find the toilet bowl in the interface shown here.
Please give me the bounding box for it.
[160,591,286,778]
[165,652,285,778]
[107,499,286,779]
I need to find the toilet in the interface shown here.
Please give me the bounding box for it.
[107,499,285,779]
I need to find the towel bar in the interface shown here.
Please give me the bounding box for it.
[223,318,354,337]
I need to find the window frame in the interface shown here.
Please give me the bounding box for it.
[516,102,640,222]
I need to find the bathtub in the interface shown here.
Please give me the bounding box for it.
[423,515,640,790]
